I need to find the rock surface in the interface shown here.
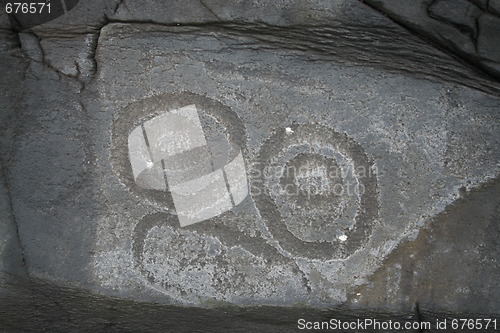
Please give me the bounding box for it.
[348,179,500,314]
[0,0,499,330]
[363,0,500,79]
[85,22,499,307]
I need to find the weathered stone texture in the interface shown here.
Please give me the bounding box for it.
[0,0,499,330]
[364,0,500,79]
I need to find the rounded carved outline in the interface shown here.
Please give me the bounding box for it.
[254,123,379,260]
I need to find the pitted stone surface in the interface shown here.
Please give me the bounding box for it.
[85,23,500,307]
[0,1,499,326]
[254,123,378,260]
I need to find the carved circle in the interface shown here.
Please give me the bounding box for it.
[111,91,246,208]
[253,123,378,260]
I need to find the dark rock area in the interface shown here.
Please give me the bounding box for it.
[363,0,500,79]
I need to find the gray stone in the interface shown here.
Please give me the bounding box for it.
[363,0,500,79]
[112,0,217,25]
[477,13,500,63]
[0,11,11,31]
[363,0,476,52]
[39,34,98,82]
[84,23,499,308]
[1,0,499,327]
[348,179,500,313]
[428,0,482,36]
[26,0,120,34]
[4,58,99,284]
[0,163,26,279]
[468,0,488,10]
[18,0,389,33]
[479,59,500,78]
[0,31,20,52]
[0,31,29,282]
[18,33,44,62]
[112,0,358,26]
[489,0,500,15]
[3,0,497,80]
[0,276,461,332]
